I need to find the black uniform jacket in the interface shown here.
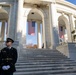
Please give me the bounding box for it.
[0,47,18,73]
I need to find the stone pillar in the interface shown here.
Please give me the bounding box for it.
[16,0,27,48]
[1,21,5,41]
[68,14,74,42]
[49,3,59,49]
[67,26,72,42]
[42,25,43,44]
[21,16,27,47]
[64,14,73,42]
[16,0,23,42]
[42,18,46,48]
[63,26,65,42]
[41,24,44,48]
[37,21,42,48]
[69,14,75,31]
[8,1,18,40]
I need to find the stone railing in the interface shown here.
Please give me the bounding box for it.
[56,43,76,61]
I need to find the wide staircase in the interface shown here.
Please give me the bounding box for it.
[14,49,76,75]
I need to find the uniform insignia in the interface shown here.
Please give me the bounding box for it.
[3,51,6,52]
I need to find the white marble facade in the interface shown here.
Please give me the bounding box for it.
[0,0,76,49]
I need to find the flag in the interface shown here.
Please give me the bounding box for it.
[59,26,64,38]
[28,21,35,35]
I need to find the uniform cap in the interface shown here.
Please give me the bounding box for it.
[6,38,14,43]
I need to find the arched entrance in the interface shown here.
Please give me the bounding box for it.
[58,16,68,44]
[0,8,8,42]
[26,9,43,49]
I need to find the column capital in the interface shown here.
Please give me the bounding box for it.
[68,13,74,16]
[36,21,41,24]
[18,0,24,3]
[61,12,65,16]
[48,1,56,6]
[68,14,74,26]
[1,20,6,22]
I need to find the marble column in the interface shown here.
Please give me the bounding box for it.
[8,1,18,40]
[65,14,73,42]
[69,14,75,31]
[63,26,65,42]
[49,3,59,49]
[42,24,44,47]
[68,14,74,42]
[37,21,42,48]
[42,18,46,48]
[67,26,72,42]
[1,21,5,41]
[16,0,25,45]
[21,16,27,47]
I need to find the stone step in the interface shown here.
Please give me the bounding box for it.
[19,52,65,55]
[20,51,63,56]
[14,69,76,75]
[18,59,75,63]
[19,55,67,57]
[16,49,76,75]
[14,73,76,75]
[18,60,73,63]
[16,61,76,64]
[16,64,76,68]
[19,56,67,58]
[19,57,68,60]
[18,58,70,61]
[19,55,66,57]
[18,58,72,60]
[16,66,76,71]
[16,64,76,70]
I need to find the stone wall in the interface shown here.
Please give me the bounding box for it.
[56,43,76,61]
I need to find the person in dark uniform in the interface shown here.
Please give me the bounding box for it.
[42,43,44,48]
[0,38,18,75]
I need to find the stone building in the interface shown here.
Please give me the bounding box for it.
[0,0,76,49]
[1,1,76,74]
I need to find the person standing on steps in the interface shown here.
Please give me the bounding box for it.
[42,43,44,48]
[0,38,18,75]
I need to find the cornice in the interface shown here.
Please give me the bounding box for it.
[56,0,76,10]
